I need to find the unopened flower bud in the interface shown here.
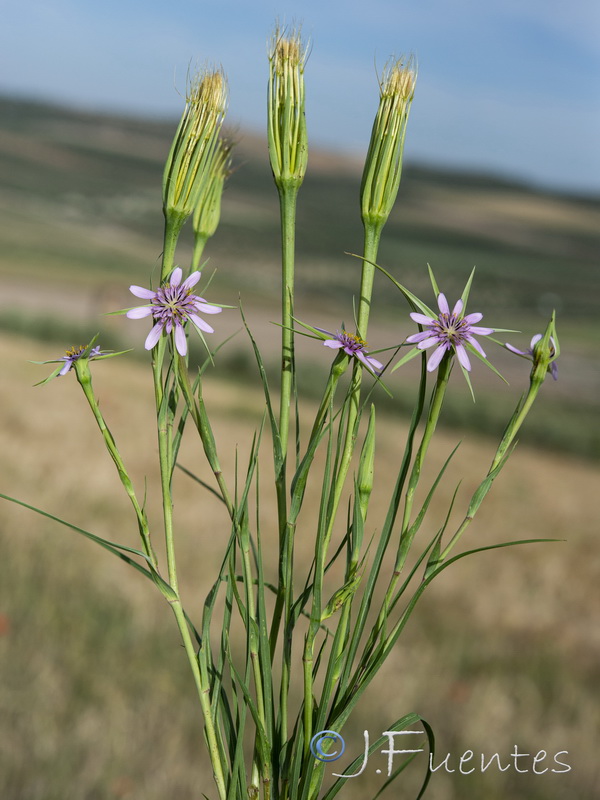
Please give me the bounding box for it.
[163,68,228,235]
[192,137,233,267]
[357,404,376,524]
[530,314,559,385]
[267,26,308,190]
[361,56,416,231]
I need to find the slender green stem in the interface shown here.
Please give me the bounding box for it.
[150,335,227,798]
[174,355,235,518]
[74,362,158,569]
[490,386,539,473]
[397,355,452,559]
[356,221,383,335]
[79,342,227,797]
[192,234,208,271]
[313,222,383,559]
[278,185,298,459]
[368,356,451,648]
[278,357,346,757]
[240,530,270,792]
[440,377,544,560]
[152,350,179,593]
[269,184,298,750]
[171,600,228,800]
[161,214,185,281]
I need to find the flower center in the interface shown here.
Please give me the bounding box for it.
[437,314,467,343]
[342,331,367,348]
[65,345,85,358]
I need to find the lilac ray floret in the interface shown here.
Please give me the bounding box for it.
[317,327,383,375]
[406,292,494,372]
[127,267,222,356]
[59,345,103,376]
[505,334,558,380]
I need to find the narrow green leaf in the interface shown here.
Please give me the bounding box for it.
[424,481,462,579]
[459,266,476,311]
[224,637,271,775]
[175,462,227,504]
[0,493,177,601]
[426,263,440,297]
[465,341,509,384]
[391,345,423,373]
[321,714,434,800]
[240,304,283,472]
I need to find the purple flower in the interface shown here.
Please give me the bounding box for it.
[406,293,494,372]
[59,345,102,376]
[318,328,384,375]
[127,267,222,356]
[505,334,558,380]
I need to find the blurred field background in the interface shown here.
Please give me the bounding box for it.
[0,96,599,799]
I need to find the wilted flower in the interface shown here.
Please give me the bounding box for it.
[317,328,383,375]
[127,267,222,357]
[505,334,558,380]
[407,293,494,372]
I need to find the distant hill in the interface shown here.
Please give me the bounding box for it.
[0,95,598,459]
[1,94,598,319]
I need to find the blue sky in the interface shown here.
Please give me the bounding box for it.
[1,0,599,191]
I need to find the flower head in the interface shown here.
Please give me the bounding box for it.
[267,25,308,188]
[318,328,383,375]
[32,339,119,386]
[162,68,227,222]
[127,267,222,356]
[406,293,494,372]
[361,55,416,229]
[59,344,103,376]
[505,334,558,380]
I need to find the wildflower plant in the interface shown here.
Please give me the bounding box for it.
[2,23,562,800]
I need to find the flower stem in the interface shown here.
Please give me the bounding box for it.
[161,214,185,281]
[302,221,382,758]
[153,341,229,799]
[192,233,208,271]
[171,600,228,800]
[74,361,157,568]
[372,355,451,631]
[322,221,382,535]
[440,375,544,560]
[357,221,383,335]
[397,354,452,558]
[278,185,298,458]
[77,354,227,799]
[151,343,179,595]
[269,184,298,745]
